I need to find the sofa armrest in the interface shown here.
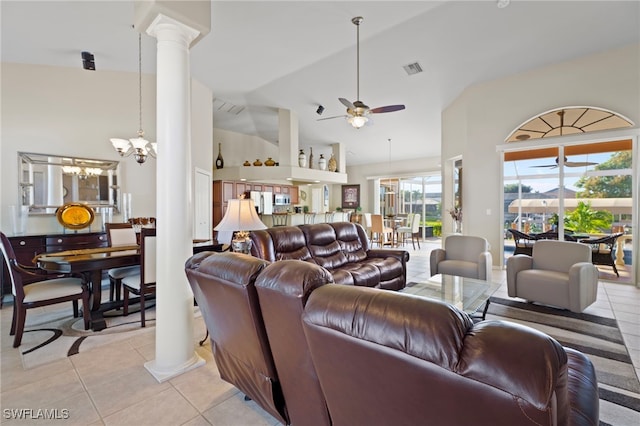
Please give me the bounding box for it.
[477,251,493,281]
[429,248,445,276]
[367,249,409,264]
[563,347,599,425]
[506,254,533,296]
[567,262,599,313]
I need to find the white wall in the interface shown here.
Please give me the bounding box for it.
[1,62,213,235]
[442,43,640,270]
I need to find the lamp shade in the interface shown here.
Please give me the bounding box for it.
[214,199,267,232]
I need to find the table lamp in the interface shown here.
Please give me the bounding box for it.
[214,198,267,254]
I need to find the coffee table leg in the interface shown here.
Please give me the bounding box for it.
[480,298,491,320]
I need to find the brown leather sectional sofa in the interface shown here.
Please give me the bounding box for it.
[250,222,409,290]
[185,252,599,426]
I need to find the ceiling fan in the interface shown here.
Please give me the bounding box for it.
[530,111,597,168]
[318,16,405,129]
[531,156,598,169]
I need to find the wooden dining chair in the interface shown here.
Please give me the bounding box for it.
[370,214,393,247]
[0,231,90,347]
[121,228,156,327]
[105,223,139,302]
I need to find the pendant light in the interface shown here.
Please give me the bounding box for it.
[110,31,156,164]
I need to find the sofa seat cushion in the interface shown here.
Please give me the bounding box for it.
[436,260,478,279]
[336,262,381,287]
[516,269,570,307]
[362,257,404,282]
[330,269,355,286]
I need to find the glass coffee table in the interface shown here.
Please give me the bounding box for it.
[401,274,501,321]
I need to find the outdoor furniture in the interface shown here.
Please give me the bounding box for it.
[535,230,578,242]
[507,229,537,255]
[507,240,598,313]
[430,235,492,281]
[579,232,624,277]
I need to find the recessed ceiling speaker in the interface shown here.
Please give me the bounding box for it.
[81,51,95,71]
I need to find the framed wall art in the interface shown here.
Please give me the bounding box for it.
[341,184,360,209]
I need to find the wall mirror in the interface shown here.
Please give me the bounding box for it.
[19,152,120,215]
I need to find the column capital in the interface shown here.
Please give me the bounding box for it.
[145,13,200,46]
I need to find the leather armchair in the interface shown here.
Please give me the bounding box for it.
[302,284,599,426]
[430,234,492,281]
[185,252,288,425]
[507,240,598,313]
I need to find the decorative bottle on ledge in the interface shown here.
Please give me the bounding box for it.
[298,149,307,168]
[328,153,337,172]
[318,154,327,170]
[308,147,314,169]
[215,143,224,169]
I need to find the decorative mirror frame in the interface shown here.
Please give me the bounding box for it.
[18,152,121,215]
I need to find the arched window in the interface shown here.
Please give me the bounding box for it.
[505,106,633,143]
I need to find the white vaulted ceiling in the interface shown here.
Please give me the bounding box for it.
[2,1,639,165]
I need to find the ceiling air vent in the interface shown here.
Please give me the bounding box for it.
[402,62,423,76]
[213,98,245,115]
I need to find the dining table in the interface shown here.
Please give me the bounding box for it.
[35,240,224,331]
[35,245,141,331]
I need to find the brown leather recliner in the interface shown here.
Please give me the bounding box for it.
[184,252,289,425]
[255,260,335,426]
[302,285,599,426]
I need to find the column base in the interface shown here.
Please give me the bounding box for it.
[144,353,206,383]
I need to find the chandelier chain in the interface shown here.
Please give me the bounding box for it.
[138,32,143,136]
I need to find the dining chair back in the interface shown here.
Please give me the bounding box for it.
[0,231,90,347]
[121,228,156,327]
[397,213,422,249]
[105,223,139,302]
[370,214,392,247]
[272,213,289,227]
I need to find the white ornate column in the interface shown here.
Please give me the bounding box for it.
[143,14,204,382]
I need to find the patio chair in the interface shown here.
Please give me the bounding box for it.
[507,229,536,256]
[579,232,624,277]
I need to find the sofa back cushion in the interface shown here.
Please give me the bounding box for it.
[302,285,568,426]
[532,240,591,273]
[330,222,369,263]
[255,260,334,426]
[444,235,489,262]
[251,226,314,263]
[184,252,288,424]
[301,223,348,270]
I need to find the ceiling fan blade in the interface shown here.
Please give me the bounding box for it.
[565,161,598,167]
[370,104,406,114]
[317,115,348,121]
[339,98,355,109]
[530,164,558,168]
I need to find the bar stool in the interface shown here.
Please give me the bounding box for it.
[272,213,289,227]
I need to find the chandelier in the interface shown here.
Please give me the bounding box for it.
[62,166,103,180]
[110,32,156,164]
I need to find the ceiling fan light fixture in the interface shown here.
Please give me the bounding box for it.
[348,115,368,129]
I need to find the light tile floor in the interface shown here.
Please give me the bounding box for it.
[1,239,638,425]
